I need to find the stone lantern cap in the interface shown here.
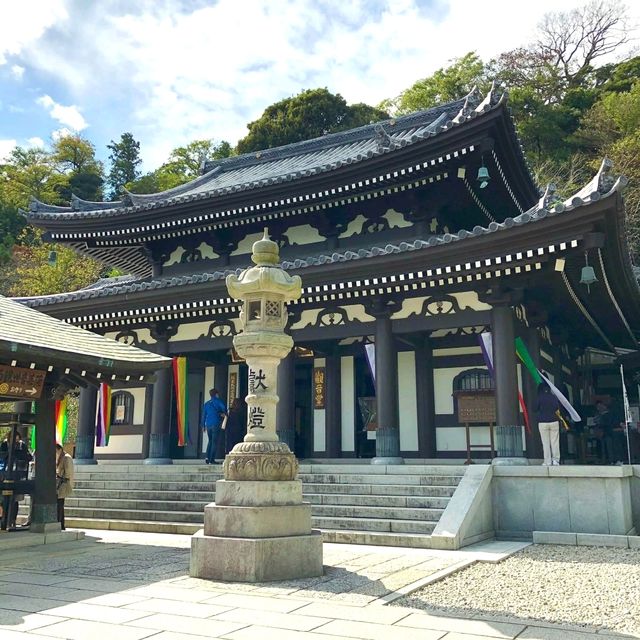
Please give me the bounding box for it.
[226,228,302,301]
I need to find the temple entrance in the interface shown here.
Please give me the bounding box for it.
[355,353,376,458]
[294,361,313,458]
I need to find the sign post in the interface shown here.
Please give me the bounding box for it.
[0,366,46,400]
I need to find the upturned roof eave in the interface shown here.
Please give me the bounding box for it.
[26,101,537,235]
[19,191,621,319]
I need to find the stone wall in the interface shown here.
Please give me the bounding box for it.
[492,466,636,539]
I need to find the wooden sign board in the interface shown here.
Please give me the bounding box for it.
[0,365,46,400]
[313,367,325,409]
[455,391,496,424]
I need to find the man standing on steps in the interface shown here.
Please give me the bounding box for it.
[202,389,227,464]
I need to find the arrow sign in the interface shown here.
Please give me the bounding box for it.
[0,365,46,400]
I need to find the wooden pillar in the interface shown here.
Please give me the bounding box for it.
[491,304,519,426]
[373,313,403,464]
[325,351,342,457]
[31,389,60,533]
[416,336,437,458]
[277,350,296,450]
[75,386,98,465]
[146,333,173,465]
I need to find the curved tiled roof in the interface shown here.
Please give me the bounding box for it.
[18,160,625,309]
[26,87,514,221]
[0,295,170,371]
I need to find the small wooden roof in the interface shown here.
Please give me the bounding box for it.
[0,295,170,387]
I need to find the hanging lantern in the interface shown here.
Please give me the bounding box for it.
[477,161,490,189]
[580,252,598,292]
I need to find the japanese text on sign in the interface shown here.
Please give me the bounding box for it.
[313,367,325,409]
[0,365,45,400]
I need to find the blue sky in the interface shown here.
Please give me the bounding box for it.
[1,0,638,172]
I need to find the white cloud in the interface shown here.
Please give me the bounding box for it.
[9,0,640,168]
[10,64,25,79]
[0,1,67,65]
[51,127,73,141]
[27,136,45,148]
[0,139,17,161]
[37,95,88,131]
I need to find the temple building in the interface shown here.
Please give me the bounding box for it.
[20,86,640,465]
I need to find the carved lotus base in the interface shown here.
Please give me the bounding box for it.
[223,441,298,481]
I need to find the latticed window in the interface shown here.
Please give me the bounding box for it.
[265,300,280,318]
[111,391,134,425]
[454,369,494,392]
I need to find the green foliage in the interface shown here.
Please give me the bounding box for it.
[382,53,486,115]
[237,88,388,154]
[107,132,142,200]
[128,139,233,194]
[6,229,104,297]
[51,134,104,202]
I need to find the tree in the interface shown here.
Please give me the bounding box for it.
[51,134,104,202]
[380,53,486,115]
[0,147,64,209]
[127,139,232,194]
[236,89,388,154]
[537,0,630,90]
[6,229,104,297]
[107,133,142,199]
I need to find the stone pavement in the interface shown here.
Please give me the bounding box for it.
[0,530,632,639]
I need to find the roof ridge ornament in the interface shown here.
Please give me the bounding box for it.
[538,183,558,210]
[374,123,392,151]
[453,87,478,124]
[474,80,499,114]
[564,158,626,208]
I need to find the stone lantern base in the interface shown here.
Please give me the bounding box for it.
[189,478,323,582]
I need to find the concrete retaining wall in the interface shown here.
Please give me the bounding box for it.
[437,465,640,549]
[492,466,635,539]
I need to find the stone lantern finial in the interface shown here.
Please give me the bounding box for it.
[251,228,279,266]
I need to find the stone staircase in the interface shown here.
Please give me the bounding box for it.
[38,463,467,547]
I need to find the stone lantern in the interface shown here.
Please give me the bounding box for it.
[224,229,301,464]
[190,229,323,582]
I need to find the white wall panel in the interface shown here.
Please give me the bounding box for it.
[97,434,143,454]
[398,351,419,451]
[340,356,355,452]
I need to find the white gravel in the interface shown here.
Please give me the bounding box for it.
[394,544,640,636]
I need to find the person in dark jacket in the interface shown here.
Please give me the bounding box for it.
[536,382,562,466]
[225,398,246,454]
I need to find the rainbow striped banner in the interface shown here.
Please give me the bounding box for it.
[55,397,68,445]
[173,356,188,447]
[96,383,112,447]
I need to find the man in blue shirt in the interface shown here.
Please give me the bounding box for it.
[202,389,227,464]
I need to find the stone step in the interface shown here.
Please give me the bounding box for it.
[69,489,216,502]
[74,481,218,492]
[65,507,204,524]
[76,472,223,483]
[311,504,443,521]
[64,517,435,547]
[298,464,466,476]
[311,516,436,534]
[65,498,211,513]
[73,479,458,497]
[65,517,201,535]
[321,529,433,548]
[303,493,450,509]
[301,482,456,496]
[297,473,462,486]
[65,497,443,523]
